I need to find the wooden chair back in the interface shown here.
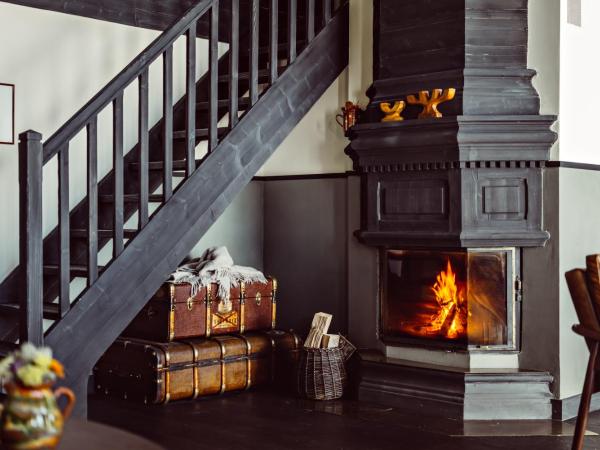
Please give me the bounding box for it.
[565,254,600,450]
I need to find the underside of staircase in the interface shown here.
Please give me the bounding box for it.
[0,0,349,416]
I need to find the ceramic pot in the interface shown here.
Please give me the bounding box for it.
[1,383,75,449]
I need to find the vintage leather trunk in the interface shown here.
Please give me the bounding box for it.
[94,330,301,404]
[122,278,277,341]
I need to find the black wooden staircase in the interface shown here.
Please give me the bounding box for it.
[0,0,348,415]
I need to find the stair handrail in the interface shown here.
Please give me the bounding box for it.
[42,0,214,164]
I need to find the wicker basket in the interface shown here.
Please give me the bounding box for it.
[297,347,347,400]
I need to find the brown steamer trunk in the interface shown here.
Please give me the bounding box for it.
[122,278,277,341]
[93,330,301,404]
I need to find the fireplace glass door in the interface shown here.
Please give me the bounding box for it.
[381,248,516,350]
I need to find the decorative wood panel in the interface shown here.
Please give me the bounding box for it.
[379,179,448,221]
[481,178,527,220]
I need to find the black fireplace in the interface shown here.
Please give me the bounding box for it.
[380,248,519,351]
[345,0,558,420]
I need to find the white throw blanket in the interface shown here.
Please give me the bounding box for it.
[170,247,267,311]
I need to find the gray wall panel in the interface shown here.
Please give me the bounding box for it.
[263,179,348,336]
[520,168,560,395]
[347,175,380,349]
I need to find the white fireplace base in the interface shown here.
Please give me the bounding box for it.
[385,345,519,370]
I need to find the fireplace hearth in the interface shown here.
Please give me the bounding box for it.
[381,248,518,351]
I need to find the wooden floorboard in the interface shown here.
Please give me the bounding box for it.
[89,390,600,450]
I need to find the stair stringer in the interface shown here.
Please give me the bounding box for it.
[45,3,349,414]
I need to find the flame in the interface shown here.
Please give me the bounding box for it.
[427,260,466,339]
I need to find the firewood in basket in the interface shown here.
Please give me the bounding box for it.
[321,334,340,349]
[304,312,333,348]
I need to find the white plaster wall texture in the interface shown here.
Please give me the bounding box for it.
[528,0,561,159]
[558,169,600,398]
[258,0,372,176]
[0,4,225,282]
[560,0,600,164]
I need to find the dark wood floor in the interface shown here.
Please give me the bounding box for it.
[88,389,600,450]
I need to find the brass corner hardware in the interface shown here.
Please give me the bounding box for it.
[406,88,456,119]
[380,101,406,122]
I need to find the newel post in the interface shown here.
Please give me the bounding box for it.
[18,130,44,346]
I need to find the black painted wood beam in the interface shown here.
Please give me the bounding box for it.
[58,143,70,317]
[2,0,245,42]
[86,118,98,286]
[112,94,124,257]
[18,131,44,345]
[162,47,174,202]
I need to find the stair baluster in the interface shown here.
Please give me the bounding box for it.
[86,118,99,286]
[113,93,125,256]
[58,143,70,317]
[138,69,150,229]
[18,131,44,345]
[229,0,240,130]
[288,0,297,64]
[250,0,259,106]
[163,48,174,202]
[307,0,315,43]
[186,21,197,177]
[323,0,332,24]
[269,0,279,85]
[209,2,220,153]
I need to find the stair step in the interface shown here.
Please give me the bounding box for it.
[129,159,202,175]
[172,127,229,140]
[241,41,307,56]
[196,97,251,111]
[99,194,164,204]
[43,264,106,277]
[218,69,271,83]
[71,229,137,239]
[0,303,61,321]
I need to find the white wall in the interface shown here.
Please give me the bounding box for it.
[528,0,561,159]
[258,0,372,176]
[559,0,600,164]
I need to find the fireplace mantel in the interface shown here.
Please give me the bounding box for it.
[346,0,557,249]
[345,115,556,248]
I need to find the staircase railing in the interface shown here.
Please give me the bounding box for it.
[15,0,337,345]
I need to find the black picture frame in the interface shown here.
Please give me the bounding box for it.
[0,83,15,145]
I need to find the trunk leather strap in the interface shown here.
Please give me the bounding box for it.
[214,337,227,394]
[182,340,200,399]
[237,334,253,390]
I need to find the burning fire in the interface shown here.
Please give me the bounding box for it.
[426,260,466,339]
